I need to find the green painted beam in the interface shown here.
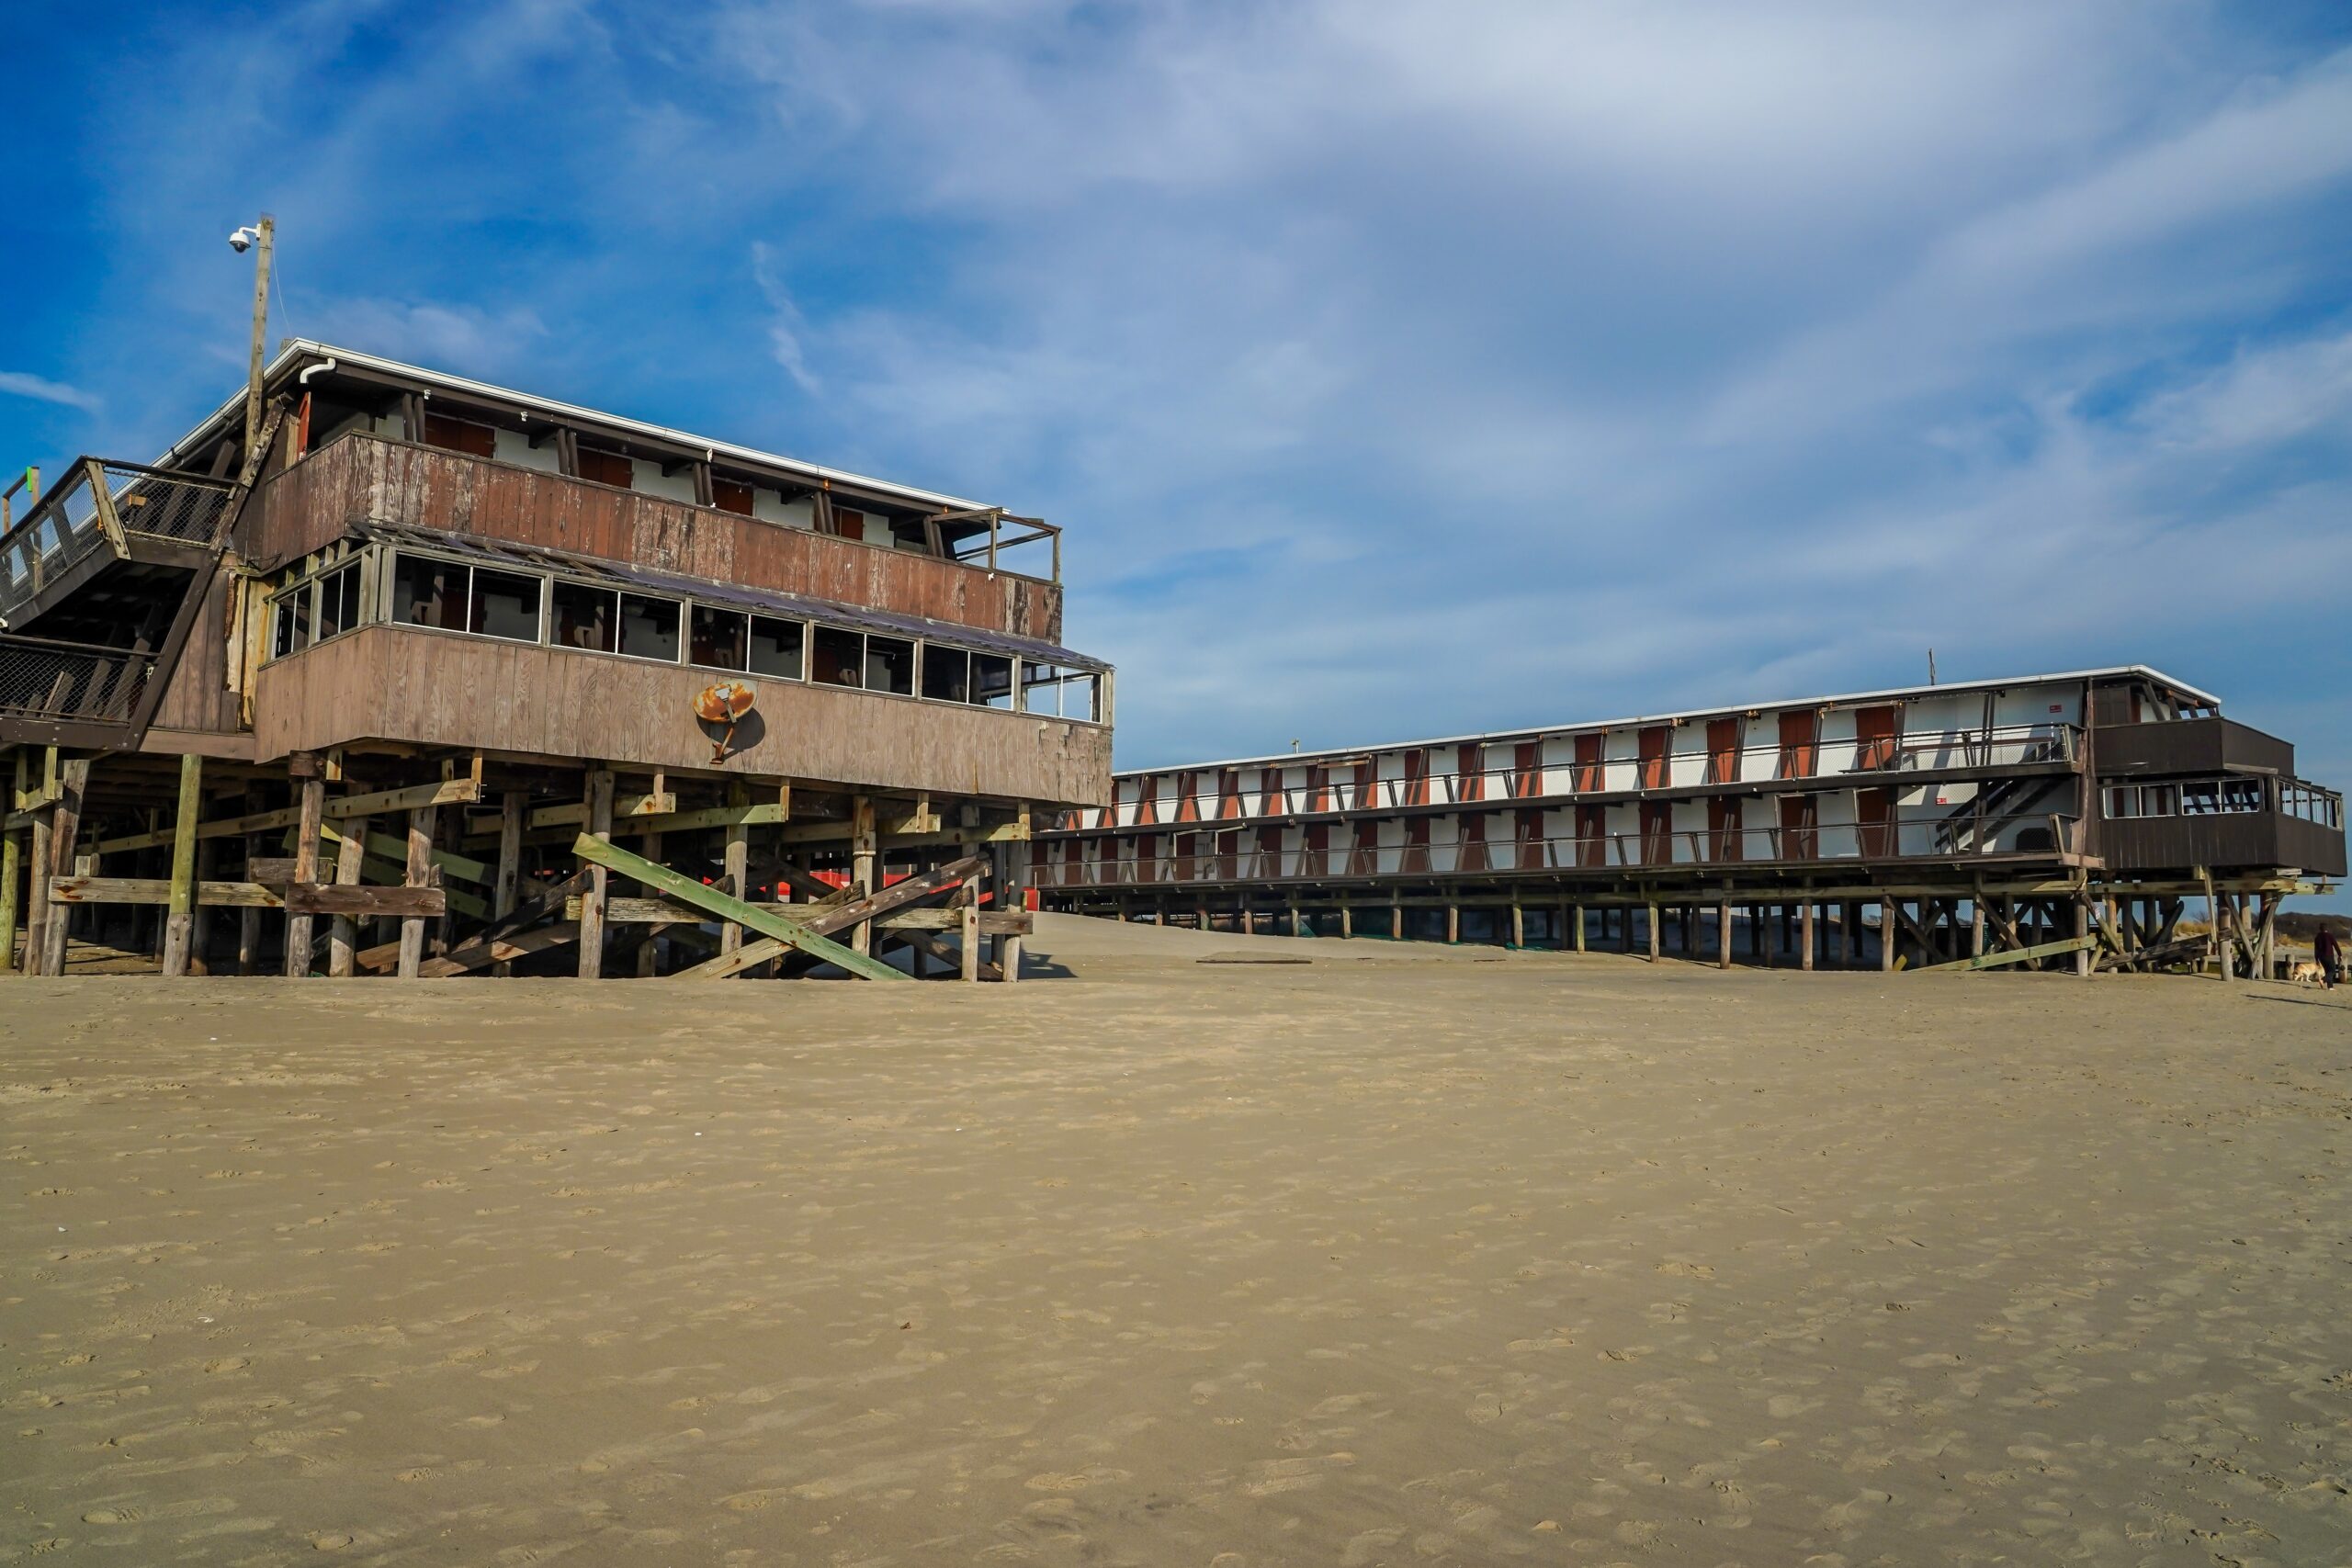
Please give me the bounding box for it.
[1917,933,2097,973]
[568,832,904,982]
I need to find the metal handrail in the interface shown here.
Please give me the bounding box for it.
[1083,724,2084,831]
[1030,816,2085,887]
[0,632,157,721]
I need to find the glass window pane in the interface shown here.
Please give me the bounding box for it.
[922,645,969,703]
[749,616,804,679]
[813,626,863,686]
[691,604,749,671]
[551,581,617,652]
[866,635,914,695]
[335,565,361,633]
[971,652,1013,709]
[315,567,347,641]
[470,568,542,641]
[272,596,300,659]
[617,594,681,661]
[393,553,467,631]
[1063,671,1101,723]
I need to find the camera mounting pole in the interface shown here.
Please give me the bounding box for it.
[242,214,276,468]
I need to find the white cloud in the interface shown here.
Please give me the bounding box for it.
[0,372,98,412]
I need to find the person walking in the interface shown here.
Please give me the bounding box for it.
[2316,922,2342,989]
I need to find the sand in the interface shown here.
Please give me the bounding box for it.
[6,914,2351,1565]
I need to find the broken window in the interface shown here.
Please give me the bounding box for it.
[691,604,750,671]
[392,553,467,632]
[1020,662,1102,721]
[617,593,680,661]
[469,568,542,642]
[271,585,311,658]
[313,561,361,642]
[551,581,617,652]
[749,615,804,679]
[866,635,915,695]
[923,645,969,703]
[971,652,1014,709]
[813,626,864,686]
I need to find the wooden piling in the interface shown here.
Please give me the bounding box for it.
[576,769,614,978]
[160,752,203,977]
[327,815,367,976]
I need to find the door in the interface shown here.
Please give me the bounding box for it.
[1575,805,1607,867]
[1174,832,1196,882]
[1457,813,1489,873]
[1457,744,1485,802]
[1573,733,1604,793]
[1404,815,1432,874]
[1708,797,1743,861]
[1134,833,1159,885]
[1777,710,1819,779]
[1640,802,1674,863]
[1639,727,1670,791]
[1303,822,1329,875]
[1257,825,1284,879]
[1516,807,1544,869]
[1854,705,1900,772]
[1349,821,1380,876]
[1064,836,1085,885]
[1778,794,1817,860]
[1706,717,1740,784]
[1856,788,1894,857]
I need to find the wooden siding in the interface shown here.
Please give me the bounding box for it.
[146,569,241,734]
[245,434,1063,643]
[253,625,1111,806]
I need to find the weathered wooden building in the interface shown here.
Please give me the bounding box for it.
[1034,668,2343,976]
[0,342,1113,979]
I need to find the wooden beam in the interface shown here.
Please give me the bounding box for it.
[91,777,484,856]
[573,832,901,983]
[415,920,582,976]
[328,813,366,976]
[526,791,677,830]
[283,883,447,918]
[1917,933,2098,973]
[676,854,986,980]
[577,770,614,979]
[356,868,592,976]
[40,757,86,976]
[49,877,288,908]
[398,805,435,979]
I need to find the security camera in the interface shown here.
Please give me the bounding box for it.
[228,226,256,253]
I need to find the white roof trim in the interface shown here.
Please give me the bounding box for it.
[1120,665,2222,777]
[154,339,986,513]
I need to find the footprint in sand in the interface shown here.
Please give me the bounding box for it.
[202,1358,249,1374]
[310,1532,353,1550]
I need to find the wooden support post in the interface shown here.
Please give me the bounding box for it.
[959,897,981,982]
[1645,901,1660,963]
[637,828,665,976]
[327,815,366,976]
[577,769,615,978]
[236,783,265,974]
[0,823,17,976]
[996,816,1026,982]
[40,757,87,977]
[492,791,525,977]
[1800,899,1815,973]
[720,783,750,960]
[1880,898,1896,972]
[1340,896,1354,939]
[398,805,436,979]
[1971,893,1986,959]
[1390,895,1402,942]
[1510,898,1524,950]
[160,753,204,976]
[1571,903,1585,953]
[1288,897,1303,938]
[282,771,323,977]
[849,795,876,956]
[2261,895,2278,981]
[1446,902,1460,944]
[1715,900,1732,969]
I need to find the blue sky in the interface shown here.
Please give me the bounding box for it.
[6,3,2352,824]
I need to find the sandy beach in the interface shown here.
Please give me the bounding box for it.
[6,914,2351,1565]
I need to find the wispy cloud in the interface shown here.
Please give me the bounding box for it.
[0,371,99,413]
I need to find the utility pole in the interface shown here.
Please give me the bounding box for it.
[242,214,276,468]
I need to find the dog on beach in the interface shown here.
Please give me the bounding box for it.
[2289,960,2326,986]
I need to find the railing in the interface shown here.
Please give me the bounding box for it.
[1031,817,2085,888]
[1083,724,2083,830]
[0,633,157,726]
[0,458,238,620]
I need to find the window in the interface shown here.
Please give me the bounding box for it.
[392,553,467,631]
[469,567,542,642]
[712,477,755,516]
[423,412,498,458]
[617,593,681,661]
[832,506,866,542]
[813,626,864,686]
[552,581,617,652]
[923,645,969,703]
[691,604,749,671]
[866,635,915,695]
[272,589,311,658]
[315,562,360,641]
[1021,662,1102,721]
[578,448,634,489]
[972,652,1014,709]
[749,615,804,679]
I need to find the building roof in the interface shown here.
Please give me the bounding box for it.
[154,340,988,513]
[1121,665,2219,776]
